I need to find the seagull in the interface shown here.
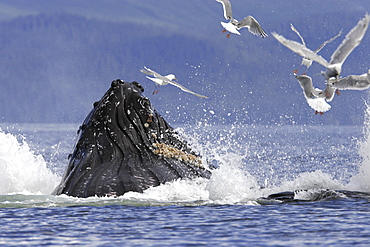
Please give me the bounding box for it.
[290,23,342,75]
[140,66,209,99]
[215,0,267,38]
[273,14,370,80]
[295,74,332,114]
[327,70,370,90]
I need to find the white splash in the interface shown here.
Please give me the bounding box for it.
[0,130,60,195]
[348,100,370,192]
[123,178,210,203]
[276,170,345,192]
[205,154,260,204]
[121,124,353,205]
[122,152,260,205]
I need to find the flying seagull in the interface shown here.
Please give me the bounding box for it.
[273,14,370,80]
[290,23,342,75]
[295,74,332,114]
[327,70,370,90]
[140,66,209,99]
[215,0,267,38]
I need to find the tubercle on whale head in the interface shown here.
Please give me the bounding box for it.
[110,79,144,92]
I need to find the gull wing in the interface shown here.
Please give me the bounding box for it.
[216,0,232,20]
[330,14,370,65]
[145,76,165,86]
[314,29,342,53]
[237,16,268,38]
[140,66,162,78]
[296,75,315,99]
[272,32,330,68]
[328,72,370,90]
[290,23,306,46]
[322,84,336,102]
[168,80,209,99]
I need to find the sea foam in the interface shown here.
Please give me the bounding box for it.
[0,130,60,195]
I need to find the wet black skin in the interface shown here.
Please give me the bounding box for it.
[52,80,211,198]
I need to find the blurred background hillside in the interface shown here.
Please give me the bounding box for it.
[0,0,369,125]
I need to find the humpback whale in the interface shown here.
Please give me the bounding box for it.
[53,79,211,198]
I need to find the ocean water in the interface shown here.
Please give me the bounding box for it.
[0,118,370,246]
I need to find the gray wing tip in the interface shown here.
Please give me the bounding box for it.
[140,66,154,76]
[254,24,268,38]
[271,31,280,37]
[259,28,268,38]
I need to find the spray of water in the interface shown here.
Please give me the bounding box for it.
[348,100,370,192]
[122,154,260,205]
[122,123,353,204]
[0,130,60,195]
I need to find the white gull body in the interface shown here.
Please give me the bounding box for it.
[216,0,267,38]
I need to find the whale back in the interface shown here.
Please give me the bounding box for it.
[53,79,211,197]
